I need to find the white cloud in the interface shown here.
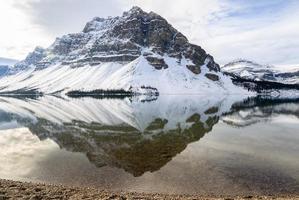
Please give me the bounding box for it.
[0,1,52,60]
[200,1,299,65]
[0,0,298,66]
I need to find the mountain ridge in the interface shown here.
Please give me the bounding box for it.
[221,59,299,96]
[222,59,299,85]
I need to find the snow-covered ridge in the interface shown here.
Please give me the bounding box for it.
[222,59,299,85]
[0,7,250,95]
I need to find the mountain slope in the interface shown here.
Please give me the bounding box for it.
[0,7,247,95]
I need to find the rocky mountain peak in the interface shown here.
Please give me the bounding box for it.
[13,7,220,76]
[123,6,147,16]
[54,6,219,72]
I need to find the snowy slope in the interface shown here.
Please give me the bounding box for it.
[222,59,299,84]
[0,54,246,95]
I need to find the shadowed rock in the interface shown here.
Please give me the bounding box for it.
[205,73,219,81]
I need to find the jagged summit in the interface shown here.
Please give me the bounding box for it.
[0,7,246,95]
[126,6,145,14]
[80,5,216,72]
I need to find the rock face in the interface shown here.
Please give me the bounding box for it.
[205,73,219,81]
[145,56,168,70]
[0,7,244,95]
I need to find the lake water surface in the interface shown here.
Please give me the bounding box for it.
[0,95,298,196]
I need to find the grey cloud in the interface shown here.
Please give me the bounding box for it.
[14,0,126,37]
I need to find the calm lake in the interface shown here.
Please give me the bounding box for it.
[0,95,298,196]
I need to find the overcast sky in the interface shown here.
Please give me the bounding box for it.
[1,0,299,65]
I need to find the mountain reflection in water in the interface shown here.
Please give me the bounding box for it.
[0,95,298,195]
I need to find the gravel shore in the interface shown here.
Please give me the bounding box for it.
[0,179,298,200]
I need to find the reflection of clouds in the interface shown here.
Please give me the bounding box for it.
[0,128,58,179]
[204,120,299,175]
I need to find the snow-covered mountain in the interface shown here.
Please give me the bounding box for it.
[0,57,18,77]
[222,59,299,85]
[0,7,246,95]
[221,59,299,96]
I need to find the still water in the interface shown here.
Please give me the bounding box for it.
[0,95,298,196]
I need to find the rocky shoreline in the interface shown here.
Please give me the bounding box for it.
[0,179,298,200]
